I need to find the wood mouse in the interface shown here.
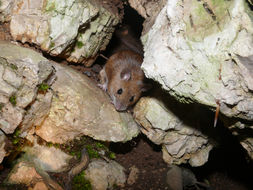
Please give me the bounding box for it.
[99,50,150,111]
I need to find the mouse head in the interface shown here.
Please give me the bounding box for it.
[108,68,150,111]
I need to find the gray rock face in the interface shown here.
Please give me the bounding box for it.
[0,131,7,164]
[0,0,14,22]
[36,62,139,144]
[6,160,63,190]
[142,0,253,121]
[134,93,213,167]
[23,143,72,173]
[8,0,122,66]
[0,41,54,134]
[140,0,253,159]
[85,159,126,190]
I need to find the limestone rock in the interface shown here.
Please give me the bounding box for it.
[0,0,14,22]
[85,159,126,190]
[141,0,253,121]
[134,93,213,166]
[0,41,54,134]
[128,0,167,34]
[7,161,43,186]
[6,160,63,190]
[36,62,140,144]
[0,131,8,164]
[23,143,72,173]
[9,0,122,66]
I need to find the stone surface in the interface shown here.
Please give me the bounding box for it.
[0,0,14,22]
[141,0,253,121]
[0,131,7,164]
[85,159,126,190]
[134,91,213,166]
[23,143,72,173]
[0,41,54,134]
[36,62,140,144]
[128,0,167,34]
[6,160,63,190]
[9,0,122,66]
[7,161,43,185]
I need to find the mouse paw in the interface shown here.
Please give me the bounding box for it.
[98,83,107,91]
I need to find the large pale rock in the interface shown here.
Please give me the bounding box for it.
[0,131,8,164]
[36,63,139,144]
[6,160,63,190]
[142,0,253,121]
[23,143,72,173]
[0,0,14,22]
[134,93,213,166]
[85,159,126,190]
[0,41,54,134]
[9,0,122,66]
[128,0,167,34]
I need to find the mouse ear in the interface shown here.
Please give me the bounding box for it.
[120,69,131,81]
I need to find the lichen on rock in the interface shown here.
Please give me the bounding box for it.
[9,0,122,66]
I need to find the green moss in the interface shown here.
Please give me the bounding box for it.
[85,145,100,159]
[95,142,106,149]
[10,64,18,70]
[76,41,84,49]
[9,95,17,106]
[45,1,56,12]
[109,152,116,159]
[72,171,92,190]
[38,82,49,93]
[184,0,231,41]
[49,41,55,49]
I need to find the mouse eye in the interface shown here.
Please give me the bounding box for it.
[129,96,134,102]
[117,88,123,95]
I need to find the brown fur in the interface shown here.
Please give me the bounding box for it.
[99,50,149,111]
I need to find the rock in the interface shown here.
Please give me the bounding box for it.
[127,165,139,185]
[85,159,126,190]
[141,0,253,121]
[7,161,43,186]
[29,181,48,190]
[134,93,213,166]
[166,165,183,190]
[128,0,167,34]
[0,0,14,22]
[225,121,253,159]
[6,160,63,190]
[9,0,123,66]
[23,143,72,173]
[166,165,208,190]
[36,62,140,143]
[0,131,8,164]
[0,41,54,134]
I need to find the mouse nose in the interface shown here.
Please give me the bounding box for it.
[115,102,127,111]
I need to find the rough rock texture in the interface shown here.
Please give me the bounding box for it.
[85,159,126,190]
[0,131,7,164]
[142,0,253,120]
[6,160,63,190]
[128,0,167,34]
[36,62,139,144]
[0,0,14,22]
[134,91,213,167]
[0,41,54,135]
[9,0,122,66]
[141,0,253,158]
[23,143,72,173]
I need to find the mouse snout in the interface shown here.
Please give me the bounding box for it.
[110,94,127,111]
[115,102,127,111]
